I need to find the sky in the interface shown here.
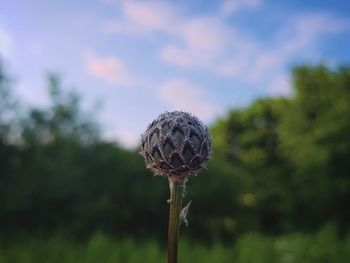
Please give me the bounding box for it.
[0,0,349,148]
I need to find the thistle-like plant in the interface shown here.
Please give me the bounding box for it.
[140,111,211,263]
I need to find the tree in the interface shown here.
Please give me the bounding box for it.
[210,65,350,235]
[279,65,350,232]
[211,98,294,234]
[21,74,99,146]
[0,60,19,141]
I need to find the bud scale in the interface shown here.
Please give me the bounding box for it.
[140,111,211,180]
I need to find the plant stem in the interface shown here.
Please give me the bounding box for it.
[168,177,185,263]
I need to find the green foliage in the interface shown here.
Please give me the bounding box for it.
[1,227,350,263]
[278,65,350,231]
[280,66,350,167]
[0,234,165,263]
[210,65,350,235]
[210,98,295,234]
[0,61,19,141]
[0,62,350,246]
[21,74,99,145]
[0,71,168,238]
[234,225,350,263]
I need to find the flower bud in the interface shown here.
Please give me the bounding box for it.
[140,111,211,180]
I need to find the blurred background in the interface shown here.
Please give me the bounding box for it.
[1,0,350,262]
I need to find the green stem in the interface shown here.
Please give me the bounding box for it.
[168,177,185,263]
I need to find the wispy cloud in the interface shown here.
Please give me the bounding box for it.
[159,79,219,120]
[104,1,349,93]
[268,74,292,96]
[0,27,13,58]
[161,16,233,68]
[104,2,234,65]
[249,13,349,82]
[104,1,178,37]
[85,51,132,86]
[244,13,350,94]
[104,2,255,76]
[122,1,176,31]
[220,0,263,16]
[104,1,254,72]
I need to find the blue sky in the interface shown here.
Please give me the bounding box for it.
[0,0,349,148]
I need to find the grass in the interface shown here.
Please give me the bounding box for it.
[1,226,350,263]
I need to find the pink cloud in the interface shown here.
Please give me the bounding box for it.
[86,52,131,85]
[105,2,234,69]
[161,17,232,68]
[247,13,349,83]
[104,1,349,98]
[220,0,263,16]
[122,1,176,31]
[268,74,292,96]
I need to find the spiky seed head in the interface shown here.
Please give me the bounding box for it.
[140,111,211,180]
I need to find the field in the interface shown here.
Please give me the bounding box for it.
[1,227,349,263]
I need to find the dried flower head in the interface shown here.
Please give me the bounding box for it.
[140,111,211,180]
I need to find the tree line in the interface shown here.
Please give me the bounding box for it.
[0,62,349,241]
